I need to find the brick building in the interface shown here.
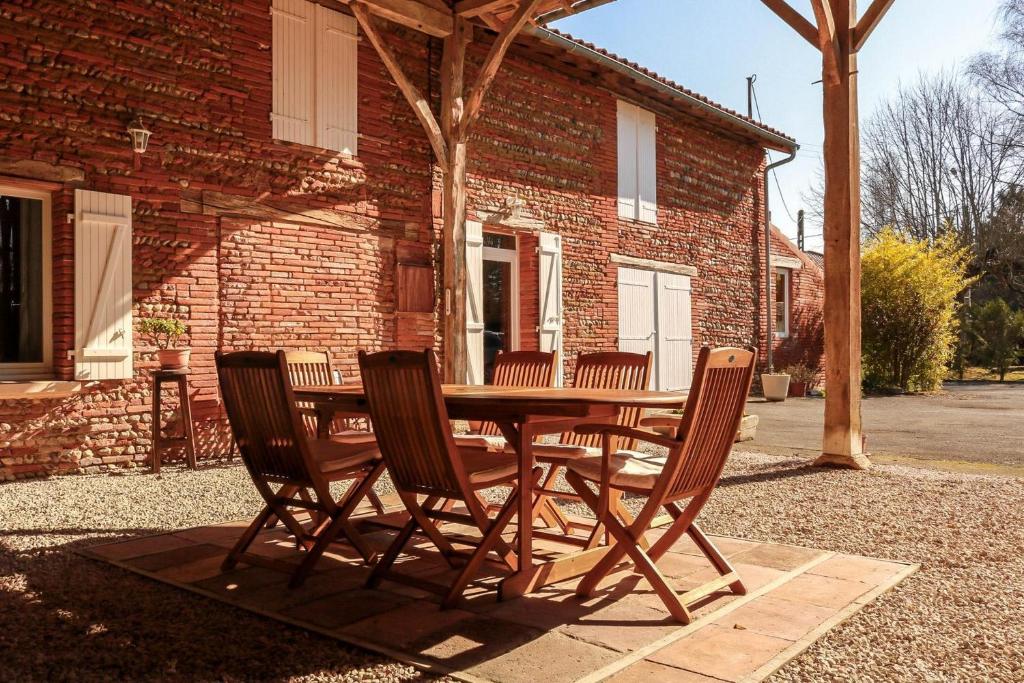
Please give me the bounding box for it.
[0,0,821,480]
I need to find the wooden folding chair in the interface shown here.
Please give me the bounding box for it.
[358,349,542,609]
[532,351,653,538]
[565,346,758,623]
[215,351,386,588]
[285,350,385,514]
[455,350,557,450]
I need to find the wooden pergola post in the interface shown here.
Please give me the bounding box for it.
[762,0,894,469]
[351,0,540,382]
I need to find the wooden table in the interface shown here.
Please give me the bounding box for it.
[293,384,688,599]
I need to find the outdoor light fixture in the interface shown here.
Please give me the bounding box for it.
[127,117,152,154]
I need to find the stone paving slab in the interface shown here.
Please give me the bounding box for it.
[79,503,917,683]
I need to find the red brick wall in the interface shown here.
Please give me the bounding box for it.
[0,0,800,479]
[769,227,826,385]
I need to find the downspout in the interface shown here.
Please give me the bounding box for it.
[764,149,797,372]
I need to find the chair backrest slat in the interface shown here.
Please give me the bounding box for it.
[563,351,653,449]
[662,347,757,499]
[477,350,557,436]
[358,350,467,499]
[216,350,315,486]
[285,350,335,437]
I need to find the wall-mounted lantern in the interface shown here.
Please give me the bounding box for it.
[127,117,152,154]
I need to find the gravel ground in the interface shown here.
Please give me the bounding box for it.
[1,453,1021,682]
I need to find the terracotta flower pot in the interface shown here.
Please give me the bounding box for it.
[761,373,790,402]
[788,381,808,397]
[157,348,191,370]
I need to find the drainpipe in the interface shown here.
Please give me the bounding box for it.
[764,149,797,373]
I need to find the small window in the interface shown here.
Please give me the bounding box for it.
[617,100,657,224]
[774,269,790,338]
[0,186,52,377]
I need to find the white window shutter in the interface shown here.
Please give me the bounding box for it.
[272,0,316,146]
[316,4,358,156]
[655,272,693,391]
[637,107,658,224]
[617,100,638,220]
[74,190,133,381]
[538,232,564,386]
[465,220,485,385]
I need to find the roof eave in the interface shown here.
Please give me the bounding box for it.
[525,26,799,154]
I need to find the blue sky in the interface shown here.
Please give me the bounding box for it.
[552,0,1005,252]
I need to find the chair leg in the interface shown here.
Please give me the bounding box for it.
[567,471,631,596]
[366,515,419,589]
[442,484,522,609]
[367,490,387,515]
[598,512,692,623]
[535,463,573,533]
[688,522,746,595]
[399,492,459,568]
[223,504,275,571]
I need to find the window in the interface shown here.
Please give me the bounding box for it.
[774,269,790,338]
[617,100,657,224]
[0,186,51,378]
[271,0,358,155]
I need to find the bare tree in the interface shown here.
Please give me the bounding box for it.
[860,72,1024,244]
[970,0,1024,120]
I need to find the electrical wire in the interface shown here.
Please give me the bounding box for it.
[750,83,797,224]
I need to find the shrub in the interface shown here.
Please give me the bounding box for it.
[861,229,974,392]
[968,298,1024,381]
[139,317,187,350]
[783,362,819,386]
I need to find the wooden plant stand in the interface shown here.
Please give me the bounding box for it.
[151,369,197,473]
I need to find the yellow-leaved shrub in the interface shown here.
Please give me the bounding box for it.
[861,229,975,392]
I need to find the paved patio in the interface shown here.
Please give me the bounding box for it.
[80,497,915,683]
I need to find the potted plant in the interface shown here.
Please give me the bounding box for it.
[784,362,818,397]
[140,317,190,370]
[760,369,790,402]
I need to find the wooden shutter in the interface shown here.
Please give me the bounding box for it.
[617,266,656,365]
[272,0,315,146]
[466,220,485,385]
[617,100,638,220]
[74,190,133,381]
[316,4,358,155]
[538,232,564,386]
[656,272,693,391]
[637,107,658,224]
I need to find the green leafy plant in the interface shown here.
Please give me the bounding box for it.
[139,317,187,350]
[968,298,1024,381]
[861,228,975,392]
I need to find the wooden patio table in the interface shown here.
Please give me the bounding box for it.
[294,383,688,599]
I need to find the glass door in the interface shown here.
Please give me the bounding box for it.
[482,232,519,383]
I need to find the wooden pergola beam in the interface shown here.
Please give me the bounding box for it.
[455,0,512,17]
[810,0,841,85]
[759,0,819,48]
[851,0,894,51]
[461,0,543,136]
[350,3,449,167]
[441,17,472,382]
[345,0,454,37]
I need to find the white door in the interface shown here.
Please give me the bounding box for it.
[465,220,484,385]
[656,272,693,391]
[617,266,693,391]
[617,267,657,358]
[538,232,564,386]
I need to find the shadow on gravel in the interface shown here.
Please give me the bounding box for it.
[0,532,393,682]
[718,461,823,489]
